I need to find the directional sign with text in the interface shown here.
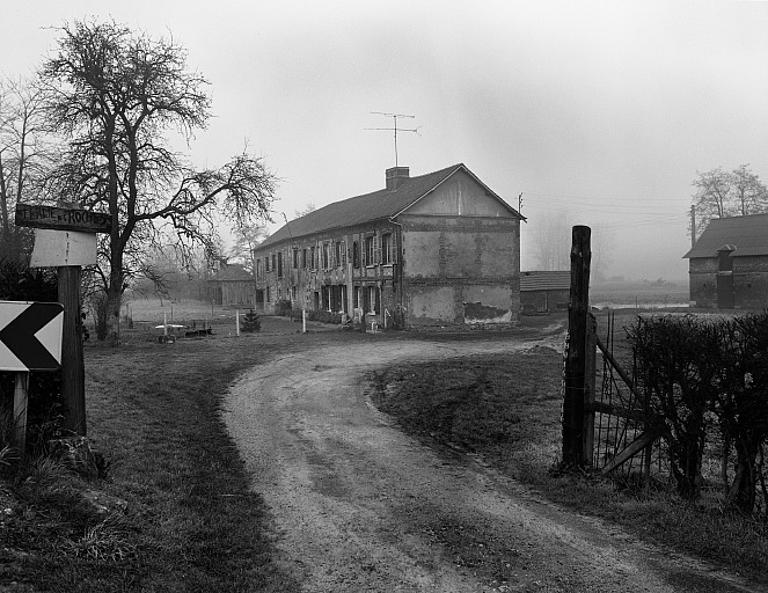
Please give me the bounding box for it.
[0,301,64,372]
[15,203,112,234]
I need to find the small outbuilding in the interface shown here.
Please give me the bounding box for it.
[207,263,256,307]
[519,271,570,314]
[683,213,768,308]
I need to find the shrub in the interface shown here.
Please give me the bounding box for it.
[274,299,292,316]
[627,312,768,513]
[240,309,261,333]
[627,315,720,500]
[713,313,768,513]
[307,310,342,324]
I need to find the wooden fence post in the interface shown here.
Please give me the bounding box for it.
[583,313,597,466]
[59,265,86,436]
[562,225,591,467]
[13,372,29,453]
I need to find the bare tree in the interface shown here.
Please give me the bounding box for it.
[731,164,768,216]
[691,165,768,240]
[40,20,276,339]
[294,202,316,219]
[0,78,52,259]
[228,222,268,274]
[531,211,570,270]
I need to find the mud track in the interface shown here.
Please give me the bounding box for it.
[222,335,762,593]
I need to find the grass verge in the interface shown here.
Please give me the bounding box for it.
[2,323,305,592]
[367,346,768,584]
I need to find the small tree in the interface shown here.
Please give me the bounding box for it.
[240,309,261,333]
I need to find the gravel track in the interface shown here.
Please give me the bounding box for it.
[222,335,763,593]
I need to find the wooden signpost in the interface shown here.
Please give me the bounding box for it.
[15,203,112,439]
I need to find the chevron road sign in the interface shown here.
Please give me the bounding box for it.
[0,301,64,372]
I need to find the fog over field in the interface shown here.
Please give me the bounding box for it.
[4,1,768,282]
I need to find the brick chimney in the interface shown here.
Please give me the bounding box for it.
[385,166,410,191]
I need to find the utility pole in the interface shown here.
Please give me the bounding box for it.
[365,112,419,168]
[690,205,696,248]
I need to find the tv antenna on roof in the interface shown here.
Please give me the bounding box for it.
[365,112,419,168]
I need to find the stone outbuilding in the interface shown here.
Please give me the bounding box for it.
[252,163,524,328]
[519,271,570,314]
[683,213,768,308]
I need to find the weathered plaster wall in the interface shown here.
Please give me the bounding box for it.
[400,210,520,326]
[689,256,768,308]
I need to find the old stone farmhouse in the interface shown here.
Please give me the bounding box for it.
[252,163,524,328]
[683,212,768,308]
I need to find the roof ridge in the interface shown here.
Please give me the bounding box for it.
[258,163,515,249]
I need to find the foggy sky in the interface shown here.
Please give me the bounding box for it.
[3,1,768,281]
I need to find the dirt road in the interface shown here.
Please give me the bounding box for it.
[222,334,760,593]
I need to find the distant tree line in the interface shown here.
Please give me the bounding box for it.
[691,164,768,240]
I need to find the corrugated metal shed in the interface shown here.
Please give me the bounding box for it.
[258,163,523,249]
[684,213,768,258]
[520,271,571,292]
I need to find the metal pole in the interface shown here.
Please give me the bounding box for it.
[236,309,240,337]
[302,308,306,334]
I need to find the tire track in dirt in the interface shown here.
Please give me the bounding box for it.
[222,337,761,593]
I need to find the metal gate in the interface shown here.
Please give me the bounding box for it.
[588,312,665,478]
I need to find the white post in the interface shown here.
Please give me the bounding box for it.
[163,312,168,336]
[302,308,307,334]
[236,310,241,336]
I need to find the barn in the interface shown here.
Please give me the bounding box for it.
[683,213,768,308]
[252,163,524,327]
[207,263,256,307]
[519,271,570,314]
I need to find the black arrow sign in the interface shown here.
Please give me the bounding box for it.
[0,303,62,371]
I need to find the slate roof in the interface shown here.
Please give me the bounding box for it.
[520,271,571,292]
[209,263,253,281]
[257,163,522,249]
[683,213,768,258]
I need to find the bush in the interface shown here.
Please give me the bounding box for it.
[240,309,261,333]
[274,299,292,316]
[627,312,768,513]
[628,315,719,500]
[307,310,342,324]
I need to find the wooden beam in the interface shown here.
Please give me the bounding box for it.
[59,266,86,435]
[13,372,29,453]
[562,225,591,467]
[602,427,662,474]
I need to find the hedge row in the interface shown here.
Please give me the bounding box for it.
[628,313,768,514]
